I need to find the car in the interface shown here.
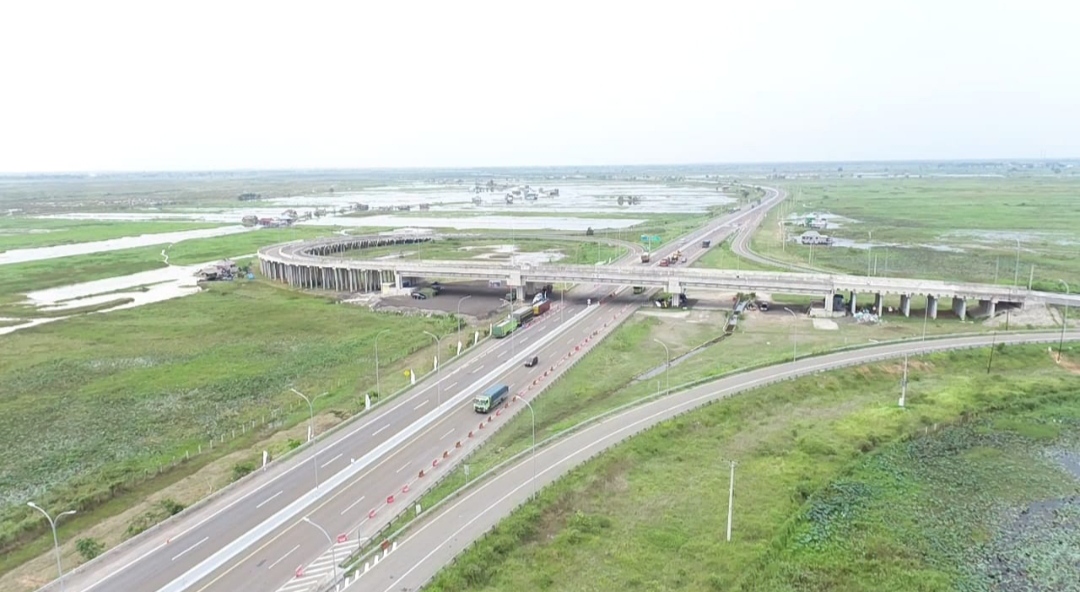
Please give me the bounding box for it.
[524,356,539,368]
[411,292,427,300]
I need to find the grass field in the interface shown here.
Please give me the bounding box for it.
[346,237,627,266]
[0,226,351,315]
[0,279,458,570]
[428,344,1080,592]
[753,178,1080,291]
[362,305,1009,555]
[0,219,228,251]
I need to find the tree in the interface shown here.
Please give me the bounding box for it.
[585,227,594,236]
[76,538,105,561]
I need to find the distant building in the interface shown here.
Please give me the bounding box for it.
[799,231,833,246]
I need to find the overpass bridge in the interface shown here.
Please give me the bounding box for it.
[258,235,1080,320]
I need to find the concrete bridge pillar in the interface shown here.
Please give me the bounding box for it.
[394,272,403,290]
[980,299,997,318]
[953,297,967,321]
[927,295,938,320]
[849,291,857,315]
[824,292,835,312]
[667,279,683,295]
[515,285,526,302]
[873,293,883,315]
[900,294,911,317]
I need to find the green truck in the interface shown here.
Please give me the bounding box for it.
[474,384,510,413]
[492,318,519,338]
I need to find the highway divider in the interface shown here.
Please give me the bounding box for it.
[157,299,606,592]
[326,326,1079,588]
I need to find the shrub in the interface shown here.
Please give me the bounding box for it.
[231,462,255,482]
[76,537,105,560]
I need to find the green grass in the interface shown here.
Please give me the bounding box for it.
[693,238,785,272]
[359,307,1006,562]
[0,279,458,564]
[755,178,1080,289]
[427,344,1080,592]
[0,219,227,251]
[0,226,349,314]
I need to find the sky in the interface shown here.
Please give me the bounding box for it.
[0,0,1077,172]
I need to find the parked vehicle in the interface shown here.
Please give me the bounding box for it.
[524,356,539,368]
[474,384,510,413]
[701,240,711,248]
[411,292,427,300]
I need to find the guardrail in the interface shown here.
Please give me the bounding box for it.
[322,325,1076,589]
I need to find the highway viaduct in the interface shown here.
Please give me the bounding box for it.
[258,236,1080,321]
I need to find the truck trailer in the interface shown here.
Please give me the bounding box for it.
[474,384,510,413]
[512,306,535,325]
[532,299,551,315]
[492,318,519,338]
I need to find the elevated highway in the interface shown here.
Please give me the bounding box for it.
[259,238,1080,320]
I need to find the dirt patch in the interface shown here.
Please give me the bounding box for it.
[983,303,1061,328]
[1051,351,1080,375]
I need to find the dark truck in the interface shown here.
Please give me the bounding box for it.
[701,240,711,248]
[474,384,510,413]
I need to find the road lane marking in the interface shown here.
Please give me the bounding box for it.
[171,537,209,562]
[441,428,454,440]
[446,381,458,390]
[396,461,410,474]
[177,298,611,592]
[373,424,389,436]
[340,495,367,516]
[413,399,429,411]
[255,491,283,510]
[266,545,299,570]
[320,453,343,468]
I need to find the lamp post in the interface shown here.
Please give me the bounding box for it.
[373,329,391,400]
[27,503,75,592]
[291,388,328,488]
[653,339,670,392]
[456,295,472,351]
[784,307,798,362]
[867,230,873,276]
[422,330,443,406]
[521,398,537,500]
[301,517,338,583]
[1059,280,1070,362]
[1014,238,1021,289]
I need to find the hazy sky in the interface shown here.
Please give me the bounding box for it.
[1,1,1076,172]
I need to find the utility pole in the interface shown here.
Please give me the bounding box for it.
[987,330,997,374]
[899,354,908,408]
[725,460,736,542]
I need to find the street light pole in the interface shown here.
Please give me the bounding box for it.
[1058,280,1070,362]
[290,388,328,489]
[301,517,338,583]
[653,339,670,392]
[521,398,537,500]
[725,460,736,542]
[784,307,798,362]
[27,502,76,592]
[373,329,391,400]
[422,330,443,406]
[1014,238,1021,289]
[867,230,873,276]
[456,295,472,351]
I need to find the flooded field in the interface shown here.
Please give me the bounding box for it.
[306,214,642,231]
[0,225,249,265]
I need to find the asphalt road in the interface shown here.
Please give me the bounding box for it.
[54,196,781,592]
[358,329,1080,592]
[729,186,826,273]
